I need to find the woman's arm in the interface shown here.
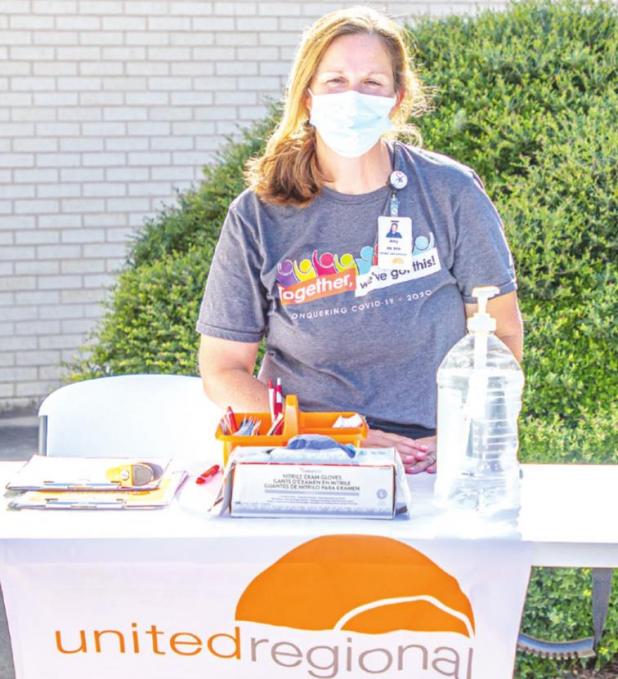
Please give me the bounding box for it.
[465,290,524,363]
[198,335,270,411]
[200,335,437,473]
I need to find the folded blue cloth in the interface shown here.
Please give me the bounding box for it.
[285,434,357,458]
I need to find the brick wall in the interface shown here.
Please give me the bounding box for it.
[0,0,511,410]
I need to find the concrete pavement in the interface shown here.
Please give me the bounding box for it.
[0,405,39,679]
[0,409,38,462]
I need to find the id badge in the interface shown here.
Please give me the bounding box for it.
[377,216,412,269]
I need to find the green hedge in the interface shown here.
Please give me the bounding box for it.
[70,1,618,675]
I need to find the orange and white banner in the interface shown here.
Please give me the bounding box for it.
[355,248,442,297]
[279,269,356,306]
[0,534,531,679]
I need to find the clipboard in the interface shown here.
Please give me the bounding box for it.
[6,455,170,492]
[8,470,187,510]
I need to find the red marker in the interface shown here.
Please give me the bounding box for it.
[195,464,220,485]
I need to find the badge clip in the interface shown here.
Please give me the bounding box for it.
[105,462,164,487]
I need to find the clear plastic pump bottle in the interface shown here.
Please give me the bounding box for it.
[434,286,524,513]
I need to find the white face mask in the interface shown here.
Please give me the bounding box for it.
[308,89,397,158]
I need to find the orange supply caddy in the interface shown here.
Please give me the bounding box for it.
[215,395,368,465]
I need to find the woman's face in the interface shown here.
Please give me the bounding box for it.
[309,32,399,100]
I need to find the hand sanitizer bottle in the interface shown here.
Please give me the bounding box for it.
[434,286,524,513]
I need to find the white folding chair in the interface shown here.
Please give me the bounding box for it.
[38,374,223,461]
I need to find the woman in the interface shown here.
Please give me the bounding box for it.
[196,6,523,474]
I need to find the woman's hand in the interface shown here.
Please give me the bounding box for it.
[409,436,437,474]
[363,428,437,474]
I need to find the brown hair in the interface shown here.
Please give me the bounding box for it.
[244,5,430,208]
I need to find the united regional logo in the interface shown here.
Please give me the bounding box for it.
[53,535,478,678]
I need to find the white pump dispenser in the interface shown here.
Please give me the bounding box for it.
[467,285,498,334]
[434,286,524,514]
[467,286,498,419]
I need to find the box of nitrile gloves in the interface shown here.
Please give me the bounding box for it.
[228,447,397,519]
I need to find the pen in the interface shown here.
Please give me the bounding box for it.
[195,464,221,485]
[226,406,238,433]
[41,482,119,488]
[273,377,284,436]
[275,378,283,417]
[44,498,126,507]
[266,413,283,436]
[274,378,284,434]
[219,413,230,435]
[268,379,275,422]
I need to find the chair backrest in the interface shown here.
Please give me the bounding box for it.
[38,374,223,460]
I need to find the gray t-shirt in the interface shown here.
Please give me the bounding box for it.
[196,142,516,429]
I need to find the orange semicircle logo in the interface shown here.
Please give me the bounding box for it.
[236,535,475,637]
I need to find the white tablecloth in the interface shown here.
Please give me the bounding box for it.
[1,463,617,567]
[1,462,617,679]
